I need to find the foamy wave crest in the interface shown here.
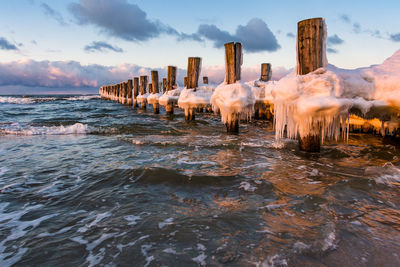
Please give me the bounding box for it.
[366,162,400,187]
[0,123,92,135]
[65,95,100,101]
[0,97,35,104]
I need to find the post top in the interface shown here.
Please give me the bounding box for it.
[298,17,324,26]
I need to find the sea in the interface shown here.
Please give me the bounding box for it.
[0,95,399,266]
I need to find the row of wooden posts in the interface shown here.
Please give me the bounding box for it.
[100,17,327,152]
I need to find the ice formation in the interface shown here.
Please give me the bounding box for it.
[271,49,400,142]
[147,93,163,105]
[177,85,215,110]
[210,82,255,124]
[158,87,182,106]
[136,92,149,105]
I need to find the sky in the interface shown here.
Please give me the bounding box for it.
[0,0,400,94]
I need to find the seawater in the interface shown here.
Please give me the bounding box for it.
[0,95,399,266]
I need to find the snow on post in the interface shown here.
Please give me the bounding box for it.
[159,66,180,115]
[138,76,149,109]
[133,77,139,107]
[211,42,255,133]
[127,79,133,106]
[293,17,326,152]
[148,70,161,114]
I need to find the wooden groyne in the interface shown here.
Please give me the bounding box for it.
[99,17,400,152]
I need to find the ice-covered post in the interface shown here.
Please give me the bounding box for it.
[203,76,208,84]
[224,42,242,133]
[133,77,139,107]
[167,66,177,91]
[166,66,177,115]
[184,57,202,120]
[151,70,160,114]
[140,75,148,109]
[297,17,326,152]
[127,79,133,106]
[260,63,271,82]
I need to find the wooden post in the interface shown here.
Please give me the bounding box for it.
[133,77,139,107]
[260,63,271,82]
[162,78,167,92]
[123,82,128,104]
[166,66,177,115]
[127,79,133,105]
[203,76,208,84]
[140,75,148,109]
[297,17,326,152]
[184,77,188,88]
[167,66,177,91]
[184,57,202,121]
[187,57,201,90]
[151,71,159,114]
[224,42,242,133]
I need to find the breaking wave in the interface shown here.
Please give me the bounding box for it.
[0,122,93,135]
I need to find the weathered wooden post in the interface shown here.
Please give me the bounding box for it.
[297,17,326,152]
[151,70,160,114]
[165,66,177,115]
[224,42,242,133]
[133,77,139,107]
[203,76,208,84]
[260,63,271,82]
[127,79,133,105]
[184,57,202,120]
[167,66,177,91]
[122,82,128,104]
[162,78,167,93]
[117,83,121,103]
[139,75,148,109]
[184,77,188,88]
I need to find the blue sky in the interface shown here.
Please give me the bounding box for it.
[0,0,399,93]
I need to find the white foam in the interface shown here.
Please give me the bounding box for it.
[239,181,257,192]
[158,217,174,229]
[0,122,92,135]
[192,252,207,266]
[65,95,100,101]
[0,96,35,104]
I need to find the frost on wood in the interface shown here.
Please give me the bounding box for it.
[272,49,400,142]
[211,82,255,124]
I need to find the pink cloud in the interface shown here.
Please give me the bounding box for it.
[0,59,291,90]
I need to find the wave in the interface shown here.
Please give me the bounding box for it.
[0,95,100,105]
[63,95,100,101]
[0,96,35,104]
[0,123,93,135]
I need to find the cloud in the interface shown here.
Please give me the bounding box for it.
[197,18,280,53]
[84,41,123,53]
[41,3,67,26]
[339,14,351,24]
[286,32,295,38]
[0,37,18,50]
[327,34,344,46]
[69,0,164,42]
[0,59,291,91]
[390,33,400,42]
[327,48,338,54]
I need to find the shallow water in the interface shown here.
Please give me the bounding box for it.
[0,95,399,266]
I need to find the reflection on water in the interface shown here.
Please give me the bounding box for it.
[0,95,399,266]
